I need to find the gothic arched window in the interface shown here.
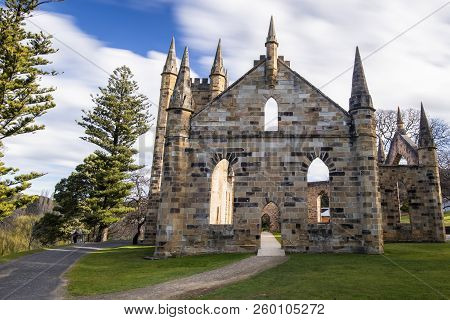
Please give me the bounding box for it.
[264,97,278,131]
[307,158,331,223]
[209,159,234,224]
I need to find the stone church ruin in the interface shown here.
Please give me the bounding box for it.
[144,17,445,257]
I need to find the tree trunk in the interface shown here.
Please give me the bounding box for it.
[101,227,109,242]
[95,226,109,242]
[132,231,140,245]
[132,219,146,245]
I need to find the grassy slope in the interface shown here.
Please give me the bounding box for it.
[200,243,450,300]
[0,248,44,264]
[67,246,251,297]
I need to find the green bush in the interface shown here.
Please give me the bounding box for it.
[32,212,70,245]
[0,215,40,256]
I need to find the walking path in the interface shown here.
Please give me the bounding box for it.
[0,241,127,300]
[257,231,286,256]
[90,254,288,300]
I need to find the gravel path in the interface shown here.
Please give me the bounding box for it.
[0,241,128,300]
[90,255,288,300]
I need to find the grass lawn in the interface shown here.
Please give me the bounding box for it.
[444,211,450,226]
[199,243,450,300]
[272,232,282,244]
[399,213,411,224]
[66,246,252,297]
[0,248,44,264]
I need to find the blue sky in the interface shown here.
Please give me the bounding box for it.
[44,0,176,55]
[42,0,207,75]
[3,0,449,195]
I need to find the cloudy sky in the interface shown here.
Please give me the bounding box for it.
[3,0,450,194]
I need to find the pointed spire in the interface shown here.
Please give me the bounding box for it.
[377,139,386,164]
[266,15,278,44]
[349,46,373,110]
[418,102,434,148]
[396,106,406,134]
[163,36,177,75]
[225,69,229,88]
[265,16,278,87]
[210,39,225,76]
[180,46,189,69]
[169,46,193,111]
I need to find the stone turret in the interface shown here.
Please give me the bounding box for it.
[349,47,376,137]
[349,47,373,111]
[166,47,195,137]
[210,39,226,100]
[162,36,178,75]
[150,36,178,195]
[265,16,278,87]
[418,103,435,149]
[416,103,444,241]
[396,106,407,134]
[377,139,386,164]
[418,103,437,166]
[155,47,194,257]
[349,46,383,253]
[144,37,178,245]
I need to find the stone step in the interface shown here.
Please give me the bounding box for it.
[257,248,286,257]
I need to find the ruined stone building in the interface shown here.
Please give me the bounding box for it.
[144,17,445,257]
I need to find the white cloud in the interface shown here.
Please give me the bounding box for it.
[173,0,450,122]
[4,0,450,195]
[3,12,167,194]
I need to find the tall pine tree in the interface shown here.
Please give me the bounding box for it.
[77,66,150,241]
[0,0,58,221]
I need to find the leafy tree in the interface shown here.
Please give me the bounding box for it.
[51,166,92,234]
[43,66,150,242]
[32,212,68,246]
[0,151,42,220]
[80,152,135,242]
[72,66,150,241]
[77,65,150,163]
[0,0,58,221]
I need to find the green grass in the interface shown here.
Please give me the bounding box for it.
[66,246,252,297]
[272,232,282,244]
[199,243,450,300]
[0,248,44,264]
[399,213,411,224]
[444,211,450,227]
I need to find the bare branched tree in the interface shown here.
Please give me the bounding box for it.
[376,108,420,150]
[125,168,150,244]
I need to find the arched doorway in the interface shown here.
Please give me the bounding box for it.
[258,202,285,256]
[209,159,234,225]
[261,202,280,232]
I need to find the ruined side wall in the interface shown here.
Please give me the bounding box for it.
[385,133,419,165]
[379,165,445,242]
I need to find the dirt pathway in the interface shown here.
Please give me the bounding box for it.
[88,255,288,300]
